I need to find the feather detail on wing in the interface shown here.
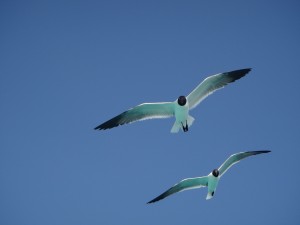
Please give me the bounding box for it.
[147,176,208,204]
[187,68,251,110]
[95,102,175,130]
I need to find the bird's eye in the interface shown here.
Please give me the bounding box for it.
[177,96,187,106]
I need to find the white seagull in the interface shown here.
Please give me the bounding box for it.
[147,150,271,203]
[95,68,251,133]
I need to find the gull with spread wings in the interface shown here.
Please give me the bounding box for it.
[95,68,251,133]
[147,150,271,203]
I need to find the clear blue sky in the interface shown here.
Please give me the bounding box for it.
[1,1,299,225]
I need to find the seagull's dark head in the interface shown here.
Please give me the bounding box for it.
[212,169,219,177]
[177,96,187,106]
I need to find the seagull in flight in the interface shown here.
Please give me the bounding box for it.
[147,150,271,203]
[95,68,251,133]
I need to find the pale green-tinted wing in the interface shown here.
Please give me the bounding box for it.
[95,102,175,130]
[147,176,208,204]
[218,150,271,177]
[187,68,251,110]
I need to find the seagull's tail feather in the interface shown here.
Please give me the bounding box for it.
[187,115,195,128]
[206,192,214,200]
[170,115,195,133]
[170,121,181,133]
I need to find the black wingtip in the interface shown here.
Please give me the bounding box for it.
[245,150,271,155]
[234,68,252,73]
[94,126,101,130]
[146,191,169,204]
[94,125,109,130]
[242,68,252,75]
[94,124,106,130]
[146,197,161,204]
[227,68,252,79]
[94,112,127,131]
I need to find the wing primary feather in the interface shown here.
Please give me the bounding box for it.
[187,68,251,109]
[226,68,251,81]
[94,102,174,130]
[218,150,271,177]
[94,111,128,130]
[244,150,271,155]
[147,177,208,204]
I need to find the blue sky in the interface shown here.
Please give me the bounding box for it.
[1,1,300,224]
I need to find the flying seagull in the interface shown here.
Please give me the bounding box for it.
[147,150,271,203]
[95,68,251,133]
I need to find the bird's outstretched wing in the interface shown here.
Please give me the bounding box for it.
[187,68,251,110]
[95,102,175,130]
[218,150,271,177]
[147,176,208,204]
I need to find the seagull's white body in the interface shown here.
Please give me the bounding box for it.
[171,101,194,133]
[206,173,220,200]
[95,68,251,132]
[147,150,271,203]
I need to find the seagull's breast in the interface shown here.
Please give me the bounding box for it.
[174,102,189,122]
[207,174,220,193]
